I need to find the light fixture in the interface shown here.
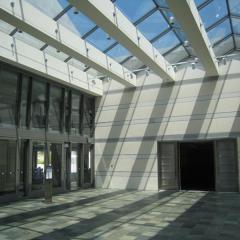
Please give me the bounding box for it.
[183,40,190,47]
[222,57,227,65]
[194,57,199,63]
[56,49,60,53]
[73,7,78,14]
[191,62,196,69]
[173,65,178,72]
[106,34,111,40]
[18,29,22,33]
[169,16,175,25]
[10,2,14,8]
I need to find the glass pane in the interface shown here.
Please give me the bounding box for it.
[199,0,227,28]
[107,44,131,63]
[235,35,240,49]
[154,0,168,8]
[86,28,116,51]
[32,142,45,191]
[25,0,69,18]
[122,56,144,71]
[64,90,71,132]
[67,58,86,71]
[58,10,95,37]
[70,143,81,190]
[153,30,180,54]
[50,143,62,187]
[137,11,169,41]
[115,0,156,22]
[44,46,69,61]
[71,93,81,135]
[229,0,240,15]
[0,20,15,34]
[49,85,62,132]
[20,76,29,128]
[86,68,102,77]
[165,45,189,63]
[213,36,234,56]
[14,31,45,49]
[83,97,94,137]
[20,140,28,193]
[83,144,92,184]
[0,140,16,194]
[194,0,208,7]
[32,79,47,129]
[0,69,18,128]
[232,18,240,34]
[207,19,231,45]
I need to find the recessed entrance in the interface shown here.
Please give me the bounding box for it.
[179,142,215,191]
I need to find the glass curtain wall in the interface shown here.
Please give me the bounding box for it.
[31,80,47,129]
[0,69,18,128]
[83,97,95,137]
[49,143,62,187]
[49,85,63,132]
[0,140,16,195]
[71,93,82,135]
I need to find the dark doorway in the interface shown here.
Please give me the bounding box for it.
[180,142,215,191]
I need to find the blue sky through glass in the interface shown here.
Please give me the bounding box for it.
[137,11,169,41]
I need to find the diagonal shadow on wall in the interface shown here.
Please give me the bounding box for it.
[182,64,231,140]
[126,69,187,190]
[96,75,148,188]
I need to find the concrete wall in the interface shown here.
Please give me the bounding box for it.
[95,59,240,190]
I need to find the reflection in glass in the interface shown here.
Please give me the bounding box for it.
[32,142,45,191]
[49,85,63,132]
[0,140,16,195]
[32,80,47,129]
[20,76,29,128]
[50,143,62,187]
[65,90,71,133]
[213,36,234,56]
[0,69,18,128]
[84,144,92,184]
[107,44,131,63]
[70,144,80,190]
[71,93,81,135]
[83,97,95,137]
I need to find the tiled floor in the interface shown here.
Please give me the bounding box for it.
[0,189,240,239]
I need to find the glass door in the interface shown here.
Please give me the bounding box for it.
[70,143,81,190]
[83,144,94,187]
[19,140,28,195]
[32,142,45,191]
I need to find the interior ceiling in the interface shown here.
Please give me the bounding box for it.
[0,0,240,77]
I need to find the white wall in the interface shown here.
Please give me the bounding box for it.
[95,59,240,190]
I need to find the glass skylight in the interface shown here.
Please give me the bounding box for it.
[228,0,240,15]
[208,19,231,45]
[85,28,116,51]
[153,30,180,54]
[115,0,156,22]
[137,11,169,41]
[198,0,228,28]
[107,44,131,63]
[232,18,240,35]
[213,36,234,56]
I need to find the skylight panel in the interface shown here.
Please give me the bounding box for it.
[137,11,169,41]
[194,0,208,7]
[228,0,240,15]
[153,30,180,54]
[85,28,116,51]
[232,18,240,34]
[107,44,131,63]
[114,0,156,22]
[165,45,189,63]
[199,0,228,28]
[58,10,96,37]
[207,19,231,45]
[122,56,144,71]
[235,35,240,49]
[154,0,168,8]
[25,0,69,18]
[213,36,234,56]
